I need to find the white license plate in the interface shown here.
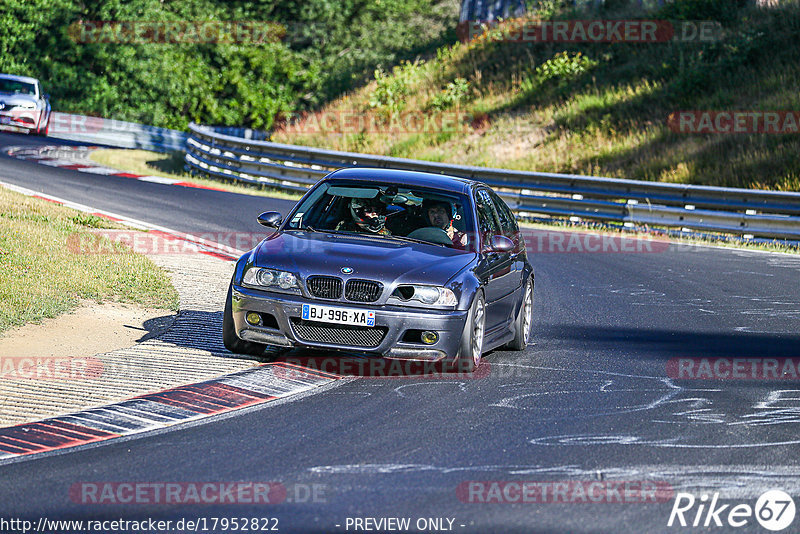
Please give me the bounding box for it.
[301,304,375,327]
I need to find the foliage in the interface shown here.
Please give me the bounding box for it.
[0,0,457,129]
[427,77,471,110]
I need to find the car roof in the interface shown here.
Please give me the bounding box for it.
[0,74,39,85]
[324,167,480,195]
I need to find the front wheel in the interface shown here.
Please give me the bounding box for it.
[451,291,486,373]
[505,277,533,351]
[222,286,269,357]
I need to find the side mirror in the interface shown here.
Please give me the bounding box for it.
[43,94,50,100]
[257,211,282,228]
[483,235,514,253]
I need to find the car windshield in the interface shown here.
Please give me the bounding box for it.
[285,180,475,252]
[0,79,36,96]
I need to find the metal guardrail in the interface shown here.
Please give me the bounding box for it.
[184,122,800,240]
[46,112,187,152]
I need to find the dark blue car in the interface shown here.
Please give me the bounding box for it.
[223,167,534,371]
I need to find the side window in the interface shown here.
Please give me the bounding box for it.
[489,190,518,238]
[475,189,500,243]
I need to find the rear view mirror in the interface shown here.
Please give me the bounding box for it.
[257,211,282,228]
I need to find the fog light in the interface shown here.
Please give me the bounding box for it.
[245,312,262,326]
[421,331,438,345]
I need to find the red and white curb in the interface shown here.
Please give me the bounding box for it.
[0,178,345,461]
[0,363,339,461]
[4,144,227,192]
[0,179,244,261]
[0,179,422,458]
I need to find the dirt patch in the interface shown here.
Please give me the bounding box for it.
[0,301,175,358]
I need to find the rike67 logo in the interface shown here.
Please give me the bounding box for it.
[668,490,796,531]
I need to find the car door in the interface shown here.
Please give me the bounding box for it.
[474,188,516,331]
[489,189,525,293]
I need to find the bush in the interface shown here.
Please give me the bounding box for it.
[369,66,410,112]
[368,60,427,113]
[520,51,598,96]
[427,78,470,110]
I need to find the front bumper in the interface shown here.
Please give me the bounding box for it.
[0,111,39,131]
[231,285,468,362]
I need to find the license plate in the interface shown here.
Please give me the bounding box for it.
[301,304,375,327]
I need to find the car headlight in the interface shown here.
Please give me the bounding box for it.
[390,285,458,308]
[242,267,300,293]
[9,103,36,110]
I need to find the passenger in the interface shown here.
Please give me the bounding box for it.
[423,199,467,249]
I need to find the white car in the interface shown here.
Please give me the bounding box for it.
[0,74,51,136]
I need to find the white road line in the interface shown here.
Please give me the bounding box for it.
[138,175,180,184]
[75,166,122,175]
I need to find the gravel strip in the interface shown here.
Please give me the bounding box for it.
[0,253,257,427]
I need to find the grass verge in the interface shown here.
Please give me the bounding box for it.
[88,149,303,201]
[0,188,179,334]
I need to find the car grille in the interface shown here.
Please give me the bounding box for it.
[306,276,343,299]
[290,319,387,348]
[345,279,383,303]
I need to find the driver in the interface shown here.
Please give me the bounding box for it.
[423,199,467,248]
[336,198,391,235]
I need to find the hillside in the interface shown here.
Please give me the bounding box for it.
[272,0,800,191]
[0,0,458,130]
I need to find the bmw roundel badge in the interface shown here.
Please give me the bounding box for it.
[341,267,354,274]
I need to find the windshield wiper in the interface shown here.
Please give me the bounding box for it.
[288,226,352,236]
[379,234,449,247]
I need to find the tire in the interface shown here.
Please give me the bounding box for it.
[504,277,533,351]
[222,286,269,357]
[451,291,486,373]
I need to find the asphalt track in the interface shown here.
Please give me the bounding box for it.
[2,131,800,533]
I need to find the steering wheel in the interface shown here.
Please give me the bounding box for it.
[407,226,453,246]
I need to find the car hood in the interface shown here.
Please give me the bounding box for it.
[0,94,38,108]
[254,231,475,286]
